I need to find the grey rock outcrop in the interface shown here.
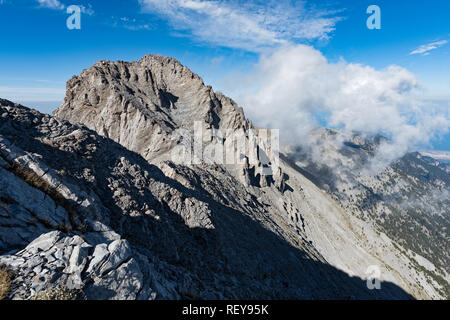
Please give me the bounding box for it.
[53,55,249,161]
[0,231,143,300]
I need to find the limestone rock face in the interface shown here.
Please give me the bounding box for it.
[53,55,249,162]
[53,55,285,190]
[0,54,448,300]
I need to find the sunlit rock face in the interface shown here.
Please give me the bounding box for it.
[0,55,448,300]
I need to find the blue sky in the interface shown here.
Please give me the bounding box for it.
[0,0,449,150]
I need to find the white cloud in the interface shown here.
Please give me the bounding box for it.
[112,16,151,31]
[225,45,449,172]
[139,0,342,52]
[410,40,448,56]
[124,23,151,31]
[35,1,95,15]
[80,4,95,16]
[37,0,65,10]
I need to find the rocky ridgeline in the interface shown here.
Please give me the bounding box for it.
[53,55,286,192]
[0,99,414,300]
[0,55,447,299]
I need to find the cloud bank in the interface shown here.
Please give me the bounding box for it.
[227,45,449,171]
[139,0,342,52]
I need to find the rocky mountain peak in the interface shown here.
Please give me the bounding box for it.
[54,55,249,163]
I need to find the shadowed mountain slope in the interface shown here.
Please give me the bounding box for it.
[0,99,413,299]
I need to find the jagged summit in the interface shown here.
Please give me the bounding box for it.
[54,54,249,162]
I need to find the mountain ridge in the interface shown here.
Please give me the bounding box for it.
[0,54,448,299]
